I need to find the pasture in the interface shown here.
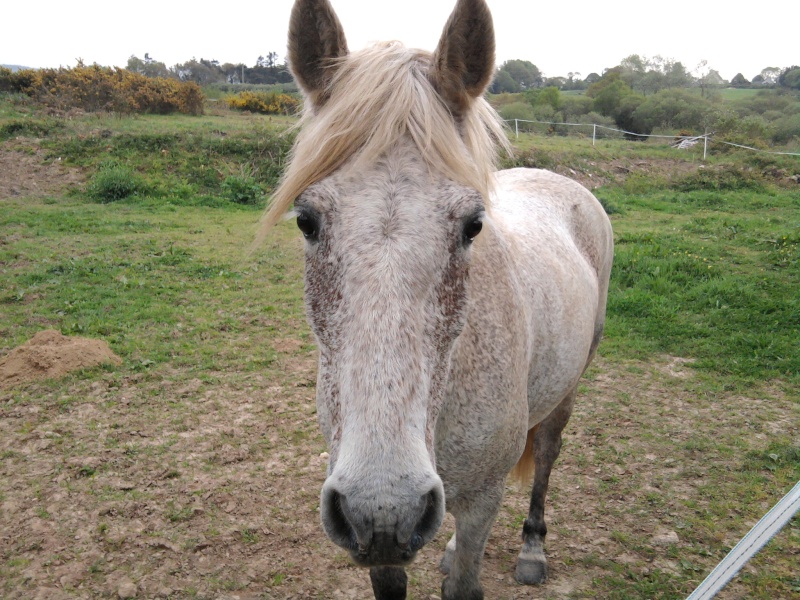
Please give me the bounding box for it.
[0,100,798,599]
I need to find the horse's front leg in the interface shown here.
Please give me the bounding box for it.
[441,482,504,600]
[516,388,576,584]
[369,566,407,600]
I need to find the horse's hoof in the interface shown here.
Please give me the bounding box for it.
[442,576,484,600]
[515,557,547,585]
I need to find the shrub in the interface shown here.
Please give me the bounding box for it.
[770,113,800,144]
[221,174,263,205]
[87,163,148,202]
[674,165,765,192]
[498,102,536,130]
[0,65,204,115]
[0,118,64,140]
[631,89,712,133]
[225,91,300,115]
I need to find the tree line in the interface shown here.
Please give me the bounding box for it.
[492,57,800,94]
[126,53,294,86]
[127,51,799,95]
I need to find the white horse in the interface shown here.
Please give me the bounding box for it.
[260,0,613,598]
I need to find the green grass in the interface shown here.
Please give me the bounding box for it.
[716,88,767,101]
[597,182,798,386]
[0,193,304,378]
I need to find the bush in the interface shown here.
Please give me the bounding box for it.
[221,174,263,205]
[498,102,536,129]
[770,113,800,144]
[225,91,300,115]
[674,165,765,192]
[631,89,712,133]
[0,118,64,140]
[87,163,148,202]
[0,65,204,115]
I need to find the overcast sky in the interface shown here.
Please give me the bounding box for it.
[2,0,796,82]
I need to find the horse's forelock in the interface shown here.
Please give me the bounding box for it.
[255,42,509,246]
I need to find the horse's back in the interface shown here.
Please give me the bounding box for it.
[490,168,613,424]
[492,168,612,275]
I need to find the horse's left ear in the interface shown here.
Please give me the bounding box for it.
[431,0,495,116]
[288,0,349,109]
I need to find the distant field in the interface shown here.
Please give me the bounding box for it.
[1,96,798,599]
[716,87,768,100]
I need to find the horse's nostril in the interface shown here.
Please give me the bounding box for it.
[413,487,444,549]
[322,488,358,551]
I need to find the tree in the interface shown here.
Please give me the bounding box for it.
[730,73,750,88]
[694,60,721,98]
[496,60,542,90]
[591,79,635,117]
[663,61,692,89]
[491,69,519,93]
[543,76,566,89]
[778,66,800,90]
[220,62,244,84]
[584,73,601,85]
[619,54,647,90]
[172,58,220,84]
[126,54,171,79]
[757,67,781,86]
[525,86,561,110]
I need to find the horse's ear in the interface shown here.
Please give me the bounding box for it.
[288,0,349,109]
[431,0,495,116]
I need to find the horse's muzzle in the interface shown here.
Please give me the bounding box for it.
[320,482,444,566]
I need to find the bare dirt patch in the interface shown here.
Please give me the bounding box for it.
[0,143,84,199]
[0,353,796,599]
[0,330,121,388]
[554,157,703,191]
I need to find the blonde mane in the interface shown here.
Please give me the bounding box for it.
[256,41,509,244]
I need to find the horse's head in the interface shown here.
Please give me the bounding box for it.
[277,0,504,567]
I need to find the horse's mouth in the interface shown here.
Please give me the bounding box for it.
[347,536,422,568]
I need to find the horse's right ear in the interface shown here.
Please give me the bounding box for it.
[431,0,495,117]
[289,0,347,108]
[288,0,349,110]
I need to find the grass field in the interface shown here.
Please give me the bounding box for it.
[0,96,798,599]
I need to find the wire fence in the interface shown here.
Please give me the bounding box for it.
[505,118,800,158]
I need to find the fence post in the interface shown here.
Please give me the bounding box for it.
[593,124,596,147]
[515,119,519,139]
[703,130,708,160]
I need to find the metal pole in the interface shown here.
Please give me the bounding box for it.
[686,480,800,600]
[515,119,519,139]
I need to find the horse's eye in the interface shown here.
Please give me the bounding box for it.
[297,212,319,241]
[463,216,483,243]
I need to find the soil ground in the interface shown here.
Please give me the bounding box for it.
[1,342,796,599]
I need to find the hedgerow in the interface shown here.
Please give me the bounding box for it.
[0,65,204,115]
[225,91,300,115]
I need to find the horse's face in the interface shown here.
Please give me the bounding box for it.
[297,146,484,565]
[283,0,498,566]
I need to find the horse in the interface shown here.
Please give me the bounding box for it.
[260,0,613,598]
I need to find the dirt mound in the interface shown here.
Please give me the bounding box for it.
[0,330,121,387]
[0,145,85,199]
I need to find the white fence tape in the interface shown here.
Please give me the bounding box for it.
[506,119,800,157]
[685,479,800,600]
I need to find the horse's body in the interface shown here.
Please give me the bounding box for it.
[266,1,613,598]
